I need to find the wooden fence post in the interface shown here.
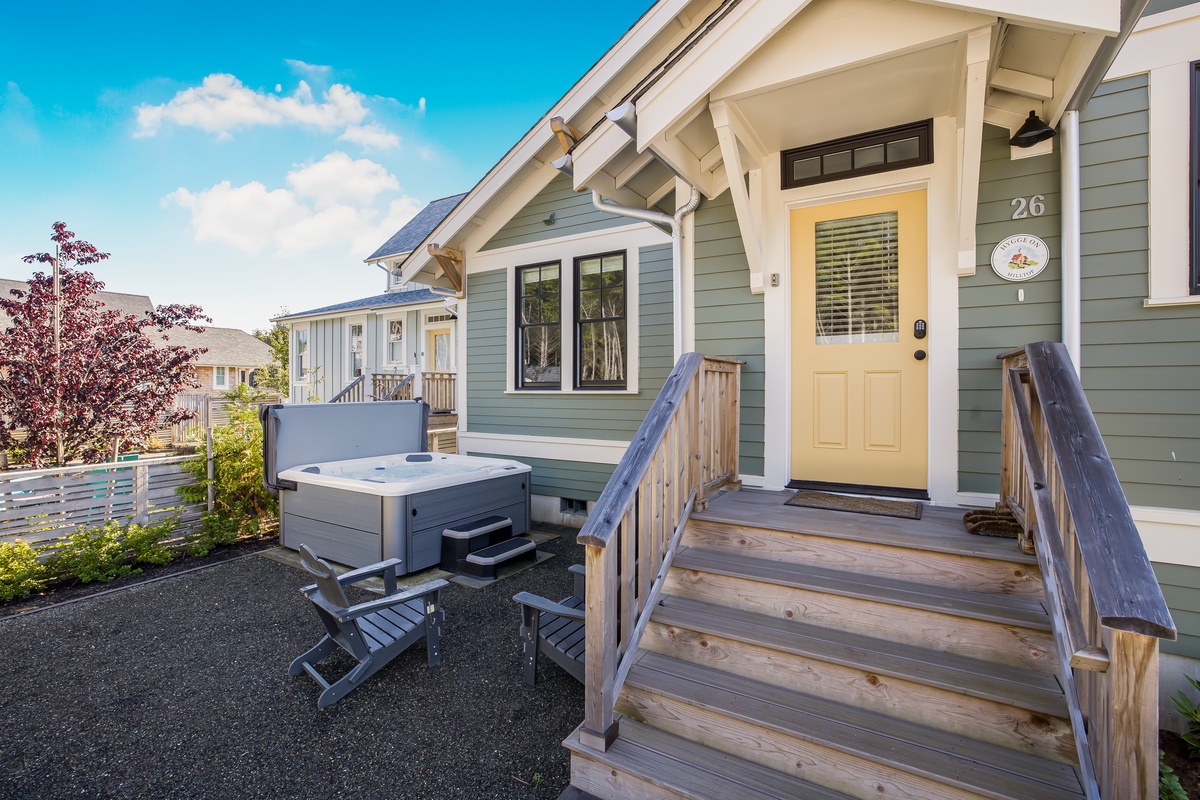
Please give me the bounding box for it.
[206,428,215,513]
[134,464,149,524]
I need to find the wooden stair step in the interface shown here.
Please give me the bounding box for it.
[625,651,1083,800]
[673,546,1051,630]
[694,490,1039,565]
[565,716,858,800]
[652,594,1068,718]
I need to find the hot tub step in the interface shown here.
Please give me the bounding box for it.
[463,536,537,579]
[441,515,514,572]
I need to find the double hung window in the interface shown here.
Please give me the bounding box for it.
[515,251,628,390]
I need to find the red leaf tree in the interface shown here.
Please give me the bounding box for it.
[0,222,211,466]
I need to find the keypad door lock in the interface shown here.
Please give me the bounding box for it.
[914,319,927,339]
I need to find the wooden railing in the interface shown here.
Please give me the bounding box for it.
[576,353,742,751]
[999,342,1175,800]
[372,373,414,401]
[330,374,366,403]
[421,372,456,413]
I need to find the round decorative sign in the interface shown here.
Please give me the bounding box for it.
[991,234,1049,282]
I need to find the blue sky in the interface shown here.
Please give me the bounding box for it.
[0,1,652,332]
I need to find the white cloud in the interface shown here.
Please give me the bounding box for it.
[286,151,399,207]
[165,181,306,253]
[285,59,332,79]
[134,73,368,139]
[165,153,420,258]
[1,81,39,145]
[338,122,401,151]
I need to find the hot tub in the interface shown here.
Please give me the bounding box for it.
[278,452,531,571]
[260,400,531,572]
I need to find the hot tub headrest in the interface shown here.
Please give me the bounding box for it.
[260,400,430,494]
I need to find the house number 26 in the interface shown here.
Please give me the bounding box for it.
[1010,195,1046,219]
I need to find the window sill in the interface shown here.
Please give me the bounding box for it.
[505,389,640,396]
[1143,295,1200,308]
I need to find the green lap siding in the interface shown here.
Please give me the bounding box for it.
[466,244,674,447]
[1154,562,1200,659]
[483,174,630,251]
[958,124,1062,494]
[693,190,766,479]
[461,453,616,502]
[1079,74,1200,511]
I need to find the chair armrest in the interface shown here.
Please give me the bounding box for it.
[568,564,586,597]
[335,558,404,588]
[334,579,450,623]
[513,591,585,621]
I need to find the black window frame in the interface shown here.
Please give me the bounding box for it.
[1191,61,1199,294]
[781,119,934,190]
[574,249,628,390]
[514,261,563,390]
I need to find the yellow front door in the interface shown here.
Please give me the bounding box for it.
[790,190,929,491]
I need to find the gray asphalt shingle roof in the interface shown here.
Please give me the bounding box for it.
[274,288,445,321]
[0,278,270,367]
[365,193,467,262]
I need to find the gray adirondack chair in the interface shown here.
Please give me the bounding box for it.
[290,544,448,708]
[513,564,586,685]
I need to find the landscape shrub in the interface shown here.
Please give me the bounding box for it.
[0,541,46,601]
[179,384,278,537]
[45,522,137,585]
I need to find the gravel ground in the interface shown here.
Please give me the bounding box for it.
[0,530,587,799]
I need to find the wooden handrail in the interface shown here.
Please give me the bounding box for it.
[329,374,365,403]
[577,353,742,751]
[420,372,456,413]
[1000,341,1175,799]
[372,373,414,401]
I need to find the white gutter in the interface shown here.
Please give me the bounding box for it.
[1060,109,1082,375]
[591,187,700,359]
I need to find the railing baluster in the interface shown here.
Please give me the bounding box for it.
[576,354,743,753]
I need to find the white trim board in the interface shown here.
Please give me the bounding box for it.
[1105,7,1200,304]
[460,431,629,465]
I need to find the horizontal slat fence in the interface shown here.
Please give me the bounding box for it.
[0,456,205,548]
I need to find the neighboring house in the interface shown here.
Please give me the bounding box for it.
[0,279,270,395]
[380,0,1199,792]
[274,194,466,409]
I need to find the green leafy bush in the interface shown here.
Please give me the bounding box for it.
[1172,675,1200,759]
[186,513,241,557]
[179,384,278,537]
[0,540,47,601]
[123,517,181,566]
[46,522,137,585]
[1161,751,1189,800]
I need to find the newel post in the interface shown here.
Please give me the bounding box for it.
[1105,629,1160,799]
[580,540,619,751]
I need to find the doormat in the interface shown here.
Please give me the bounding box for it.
[785,490,922,520]
[963,507,1021,539]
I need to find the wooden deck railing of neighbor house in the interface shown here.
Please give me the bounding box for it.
[420,372,456,413]
[329,374,366,403]
[1000,342,1176,800]
[372,373,414,401]
[575,353,742,751]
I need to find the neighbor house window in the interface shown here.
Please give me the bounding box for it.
[214,366,228,389]
[575,251,626,389]
[348,323,364,378]
[294,328,309,381]
[782,119,933,189]
[516,262,562,388]
[387,319,404,364]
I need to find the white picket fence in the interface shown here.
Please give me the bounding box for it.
[0,455,207,549]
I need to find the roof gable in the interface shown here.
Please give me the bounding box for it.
[365,193,468,263]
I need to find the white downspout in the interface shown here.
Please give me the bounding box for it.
[591,187,701,359]
[1060,109,1082,375]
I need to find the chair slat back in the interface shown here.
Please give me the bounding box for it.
[298,544,352,609]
